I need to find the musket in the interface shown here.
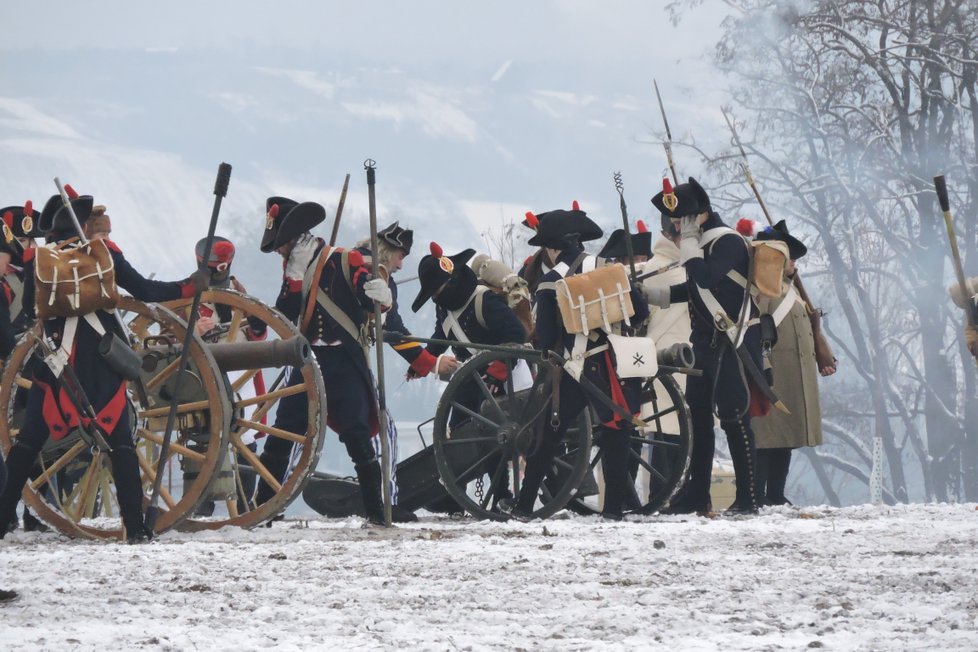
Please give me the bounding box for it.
[364,159,392,527]
[721,108,837,373]
[613,172,638,280]
[653,79,679,185]
[934,175,978,369]
[329,173,351,247]
[145,162,232,533]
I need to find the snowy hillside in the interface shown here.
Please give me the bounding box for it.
[1,503,976,650]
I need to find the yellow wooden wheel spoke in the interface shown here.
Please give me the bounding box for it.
[138,399,210,419]
[232,434,282,493]
[230,368,259,393]
[136,453,177,510]
[135,429,207,462]
[71,454,104,521]
[236,420,306,445]
[227,308,244,342]
[30,441,87,491]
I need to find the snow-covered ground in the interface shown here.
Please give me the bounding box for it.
[1,503,976,651]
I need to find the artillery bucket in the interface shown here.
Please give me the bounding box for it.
[98,332,144,381]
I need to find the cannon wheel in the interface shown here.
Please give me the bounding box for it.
[431,349,592,521]
[0,302,230,540]
[130,290,326,530]
[567,373,692,516]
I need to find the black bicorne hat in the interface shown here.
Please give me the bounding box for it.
[411,242,476,313]
[598,220,653,259]
[378,221,413,255]
[1,201,44,241]
[38,186,95,239]
[260,196,326,253]
[651,177,711,219]
[526,207,603,248]
[755,220,808,260]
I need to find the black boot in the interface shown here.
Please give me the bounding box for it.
[109,446,151,543]
[724,419,760,515]
[0,443,39,539]
[355,460,386,526]
[599,428,631,520]
[22,508,49,533]
[254,449,292,507]
[765,448,792,506]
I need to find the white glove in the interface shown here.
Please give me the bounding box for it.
[678,216,703,264]
[364,278,393,308]
[285,233,319,281]
[643,285,671,309]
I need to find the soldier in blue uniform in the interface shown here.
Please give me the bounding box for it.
[506,208,650,520]
[0,188,201,542]
[253,197,393,525]
[408,242,528,403]
[643,177,768,515]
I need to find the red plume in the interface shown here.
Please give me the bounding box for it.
[268,204,280,219]
[64,184,79,200]
[662,178,673,195]
[24,200,33,217]
[430,242,443,258]
[636,220,648,233]
[212,241,235,263]
[736,218,757,237]
[571,200,580,211]
[524,211,539,229]
[2,211,13,228]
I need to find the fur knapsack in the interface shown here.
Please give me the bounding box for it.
[34,238,119,319]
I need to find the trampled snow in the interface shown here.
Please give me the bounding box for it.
[1,503,976,650]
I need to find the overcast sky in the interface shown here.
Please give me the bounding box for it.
[1,0,731,318]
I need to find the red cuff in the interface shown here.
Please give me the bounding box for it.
[486,360,508,382]
[410,350,437,377]
[180,281,196,298]
[286,278,303,293]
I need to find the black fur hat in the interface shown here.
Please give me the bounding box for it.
[651,177,711,219]
[260,196,326,253]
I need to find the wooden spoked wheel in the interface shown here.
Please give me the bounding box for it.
[132,290,326,530]
[567,373,692,516]
[0,302,230,540]
[431,349,592,521]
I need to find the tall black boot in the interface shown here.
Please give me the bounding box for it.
[599,428,631,520]
[765,448,792,505]
[110,446,150,543]
[254,449,292,506]
[513,435,558,515]
[0,443,39,539]
[756,448,773,506]
[723,419,760,514]
[355,459,385,525]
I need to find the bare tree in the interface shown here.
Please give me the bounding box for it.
[669,0,978,502]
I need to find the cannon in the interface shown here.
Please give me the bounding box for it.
[0,290,326,540]
[305,333,695,522]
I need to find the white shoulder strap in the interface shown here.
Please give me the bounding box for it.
[771,284,800,328]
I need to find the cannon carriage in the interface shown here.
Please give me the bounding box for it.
[0,289,325,540]
[305,334,696,522]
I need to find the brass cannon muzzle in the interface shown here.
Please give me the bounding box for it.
[207,335,312,372]
[656,342,695,370]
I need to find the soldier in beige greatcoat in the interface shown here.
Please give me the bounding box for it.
[752,224,836,505]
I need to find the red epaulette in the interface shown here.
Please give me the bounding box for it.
[22,247,36,263]
[347,250,365,267]
[523,255,533,266]
[103,239,122,254]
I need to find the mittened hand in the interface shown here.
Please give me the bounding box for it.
[191,268,210,293]
[642,284,671,308]
[948,277,978,309]
[364,278,392,308]
[966,324,978,358]
[285,233,318,281]
[679,215,703,240]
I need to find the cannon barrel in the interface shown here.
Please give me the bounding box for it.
[207,336,311,372]
[141,335,312,375]
[657,342,694,370]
